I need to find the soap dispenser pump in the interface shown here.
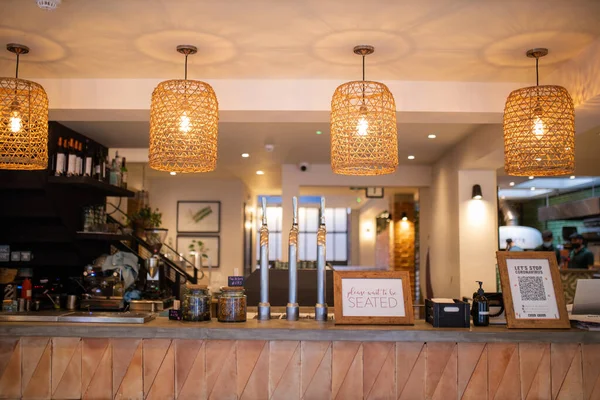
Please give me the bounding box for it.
[471,281,489,326]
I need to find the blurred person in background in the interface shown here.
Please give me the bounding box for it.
[568,233,594,269]
[534,230,561,265]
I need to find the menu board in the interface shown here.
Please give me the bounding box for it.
[506,258,559,319]
[496,251,570,329]
[333,270,413,325]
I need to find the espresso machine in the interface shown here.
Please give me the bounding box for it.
[80,259,125,310]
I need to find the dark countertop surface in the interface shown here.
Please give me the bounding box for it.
[0,317,598,343]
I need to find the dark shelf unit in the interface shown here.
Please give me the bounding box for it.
[75,232,131,241]
[48,176,135,197]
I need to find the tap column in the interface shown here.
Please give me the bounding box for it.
[315,197,328,321]
[258,197,271,320]
[286,196,300,321]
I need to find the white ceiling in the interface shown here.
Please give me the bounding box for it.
[1,0,599,81]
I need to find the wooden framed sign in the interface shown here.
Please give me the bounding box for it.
[333,270,414,325]
[496,251,570,329]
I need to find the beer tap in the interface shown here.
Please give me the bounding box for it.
[258,197,271,320]
[315,197,328,321]
[286,196,300,321]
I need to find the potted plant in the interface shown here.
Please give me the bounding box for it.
[128,206,162,236]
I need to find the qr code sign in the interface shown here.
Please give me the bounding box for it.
[518,276,547,301]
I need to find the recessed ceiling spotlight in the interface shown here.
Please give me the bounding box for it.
[316,130,322,135]
[509,182,515,187]
[170,172,177,176]
[530,187,536,191]
[570,175,576,179]
[407,155,415,160]
[241,153,250,158]
[256,170,265,175]
[37,0,61,11]
[529,176,534,180]
[428,134,436,139]
[501,196,506,200]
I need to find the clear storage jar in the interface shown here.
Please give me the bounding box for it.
[218,287,247,322]
[182,284,211,322]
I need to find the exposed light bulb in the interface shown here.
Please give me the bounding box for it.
[356,116,369,136]
[402,216,408,221]
[533,116,545,139]
[244,221,253,230]
[10,111,22,133]
[179,112,191,133]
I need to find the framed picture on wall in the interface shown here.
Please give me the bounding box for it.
[177,201,220,233]
[177,236,220,268]
[496,251,570,329]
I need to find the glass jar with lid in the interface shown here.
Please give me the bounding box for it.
[218,287,247,322]
[182,284,211,322]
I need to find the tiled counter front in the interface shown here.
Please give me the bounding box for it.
[1,338,599,399]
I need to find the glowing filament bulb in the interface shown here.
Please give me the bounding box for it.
[356,116,369,136]
[10,110,21,133]
[179,112,191,133]
[533,116,544,139]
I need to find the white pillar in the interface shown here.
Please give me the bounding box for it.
[458,170,498,299]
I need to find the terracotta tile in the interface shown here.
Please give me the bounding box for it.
[458,343,487,400]
[113,338,143,400]
[301,341,331,400]
[363,342,395,400]
[488,343,520,400]
[0,338,21,399]
[146,341,175,400]
[520,343,550,400]
[52,337,82,399]
[551,343,583,400]
[426,342,457,400]
[22,337,51,399]
[81,339,112,400]
[582,344,600,400]
[332,342,363,400]
[396,342,426,400]
[269,341,301,400]
[175,340,206,400]
[237,340,268,400]
[206,340,237,400]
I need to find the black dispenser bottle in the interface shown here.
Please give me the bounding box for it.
[471,281,489,326]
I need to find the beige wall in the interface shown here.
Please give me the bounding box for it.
[358,198,390,267]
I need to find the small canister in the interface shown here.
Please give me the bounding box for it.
[182,284,211,322]
[218,287,247,322]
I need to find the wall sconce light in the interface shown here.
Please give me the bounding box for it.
[401,212,408,221]
[472,184,483,200]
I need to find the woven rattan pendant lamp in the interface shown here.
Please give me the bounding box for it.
[330,45,398,175]
[1,43,48,170]
[149,45,218,173]
[503,48,575,176]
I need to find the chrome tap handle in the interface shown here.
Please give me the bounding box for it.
[320,197,325,225]
[292,196,298,225]
[261,197,267,226]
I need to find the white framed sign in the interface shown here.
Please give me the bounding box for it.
[333,271,414,325]
[496,251,570,329]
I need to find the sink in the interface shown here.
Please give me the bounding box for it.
[58,311,155,324]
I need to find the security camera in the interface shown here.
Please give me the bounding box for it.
[299,162,310,172]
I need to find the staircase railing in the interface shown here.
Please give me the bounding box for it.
[106,203,202,283]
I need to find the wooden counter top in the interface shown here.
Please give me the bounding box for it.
[1,317,598,343]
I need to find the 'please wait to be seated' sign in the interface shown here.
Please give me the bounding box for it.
[333,270,414,325]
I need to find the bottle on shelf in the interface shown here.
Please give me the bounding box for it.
[121,157,128,189]
[84,140,93,177]
[67,138,76,177]
[78,142,84,176]
[54,137,65,176]
[114,150,121,171]
[94,150,102,180]
[109,158,120,186]
[104,154,110,183]
[21,278,32,301]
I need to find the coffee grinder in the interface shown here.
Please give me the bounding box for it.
[143,228,168,299]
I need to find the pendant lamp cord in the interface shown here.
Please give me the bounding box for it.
[184,53,188,80]
[535,56,539,86]
[15,52,20,79]
[362,55,365,81]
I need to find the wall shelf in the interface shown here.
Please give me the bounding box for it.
[48,176,135,197]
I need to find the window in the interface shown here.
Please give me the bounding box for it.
[255,196,349,264]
